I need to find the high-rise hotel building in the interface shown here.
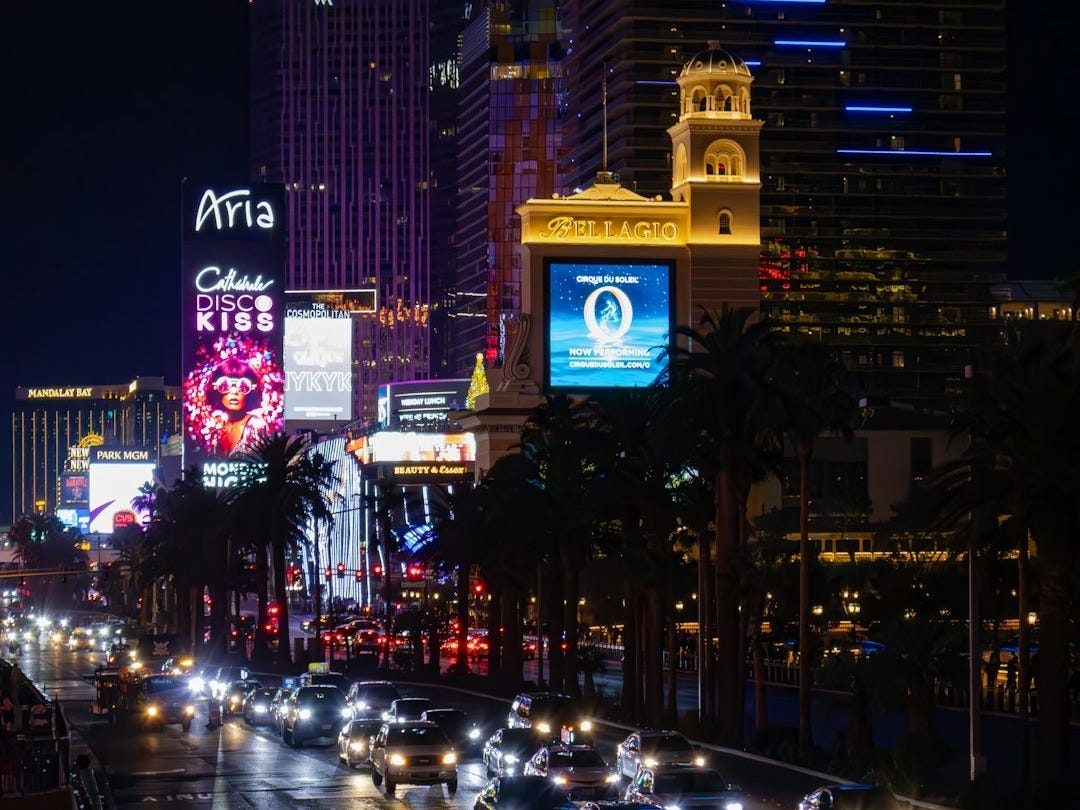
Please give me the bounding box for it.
[559,1,1007,409]
[451,1,566,376]
[10,377,181,520]
[249,0,437,423]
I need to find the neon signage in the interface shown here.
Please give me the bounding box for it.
[537,216,680,243]
[26,387,93,399]
[194,188,275,233]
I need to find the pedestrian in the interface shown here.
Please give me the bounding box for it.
[0,694,14,732]
[984,649,1000,689]
[1005,654,1018,691]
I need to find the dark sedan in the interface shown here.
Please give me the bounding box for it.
[474,775,574,810]
[483,727,543,777]
[242,687,277,726]
[221,678,262,715]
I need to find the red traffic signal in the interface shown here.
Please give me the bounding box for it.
[336,562,346,577]
[473,581,484,595]
[371,564,383,580]
[268,603,280,617]
[355,569,364,581]
[405,563,425,582]
[324,567,332,581]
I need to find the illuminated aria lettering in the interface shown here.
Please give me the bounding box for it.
[194,188,275,233]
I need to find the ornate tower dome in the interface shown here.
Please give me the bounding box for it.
[676,40,753,120]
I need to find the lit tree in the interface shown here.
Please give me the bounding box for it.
[465,352,490,410]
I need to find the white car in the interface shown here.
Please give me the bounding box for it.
[369,721,457,794]
[624,764,743,810]
[522,743,620,798]
[614,730,705,778]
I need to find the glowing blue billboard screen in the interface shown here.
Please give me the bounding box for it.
[546,259,673,390]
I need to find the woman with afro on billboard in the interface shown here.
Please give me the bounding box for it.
[205,356,271,457]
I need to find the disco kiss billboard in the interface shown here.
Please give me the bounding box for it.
[181,185,286,478]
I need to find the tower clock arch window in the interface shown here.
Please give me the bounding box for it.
[704,139,745,178]
[718,210,733,234]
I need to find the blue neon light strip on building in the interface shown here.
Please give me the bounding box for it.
[774,39,846,48]
[746,60,762,67]
[845,105,913,113]
[837,148,992,157]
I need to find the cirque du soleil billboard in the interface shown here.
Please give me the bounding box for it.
[181,185,285,484]
[545,259,673,390]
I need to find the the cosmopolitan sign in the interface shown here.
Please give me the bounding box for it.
[182,184,285,483]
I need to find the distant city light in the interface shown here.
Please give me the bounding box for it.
[774,40,846,48]
[845,105,913,113]
[837,148,992,157]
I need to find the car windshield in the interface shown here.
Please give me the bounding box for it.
[387,726,450,745]
[349,719,382,736]
[309,673,350,692]
[395,699,430,716]
[531,696,575,718]
[551,749,606,767]
[654,772,728,794]
[358,685,399,702]
[299,688,346,709]
[497,778,566,803]
[647,735,693,754]
[502,728,540,748]
[427,711,467,728]
[144,676,189,696]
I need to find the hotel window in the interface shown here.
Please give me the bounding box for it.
[718,211,732,234]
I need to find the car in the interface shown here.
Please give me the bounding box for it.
[104,643,136,669]
[614,730,705,778]
[508,692,593,743]
[282,685,350,747]
[137,674,197,732]
[338,717,383,768]
[369,720,458,794]
[210,665,250,699]
[483,727,544,777]
[160,656,195,676]
[346,680,402,719]
[385,696,432,723]
[421,708,483,755]
[299,669,351,693]
[624,764,744,810]
[523,744,621,798]
[68,627,95,651]
[473,774,574,810]
[221,678,263,715]
[242,687,277,725]
[798,784,902,810]
[188,664,217,698]
[270,686,295,735]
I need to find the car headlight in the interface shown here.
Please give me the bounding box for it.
[146,706,158,717]
[723,803,743,810]
[644,757,658,768]
[350,741,366,753]
[298,709,312,720]
[606,774,621,783]
[341,708,352,719]
[255,705,267,714]
[192,678,205,692]
[468,728,481,740]
[579,720,592,732]
[442,752,457,765]
[552,775,567,785]
[184,705,195,715]
[389,753,406,766]
[537,722,552,734]
[693,755,706,767]
[357,701,370,711]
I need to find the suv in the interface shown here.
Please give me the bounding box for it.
[508,692,593,742]
[346,680,401,719]
[282,685,349,747]
[369,721,457,794]
[136,674,196,732]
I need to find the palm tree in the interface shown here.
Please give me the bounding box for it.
[517,394,612,698]
[928,322,1080,792]
[658,305,783,742]
[772,337,856,752]
[231,433,337,664]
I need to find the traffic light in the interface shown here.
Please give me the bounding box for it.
[268,603,280,618]
[324,567,332,581]
[473,580,484,595]
[336,562,346,577]
[355,569,364,582]
[405,562,425,582]
[371,564,383,580]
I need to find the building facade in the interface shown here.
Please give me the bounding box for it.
[10,377,181,520]
[558,1,1007,409]
[249,0,436,423]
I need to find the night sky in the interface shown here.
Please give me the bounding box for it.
[0,2,1068,524]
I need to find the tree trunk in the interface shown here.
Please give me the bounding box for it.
[798,443,814,751]
[1032,528,1072,787]
[1017,530,1031,799]
[562,566,581,699]
[272,529,291,665]
[547,572,565,692]
[251,544,272,668]
[501,589,522,685]
[697,534,713,731]
[487,588,502,680]
[713,462,742,745]
[644,586,664,727]
[621,582,638,717]
[455,564,470,673]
